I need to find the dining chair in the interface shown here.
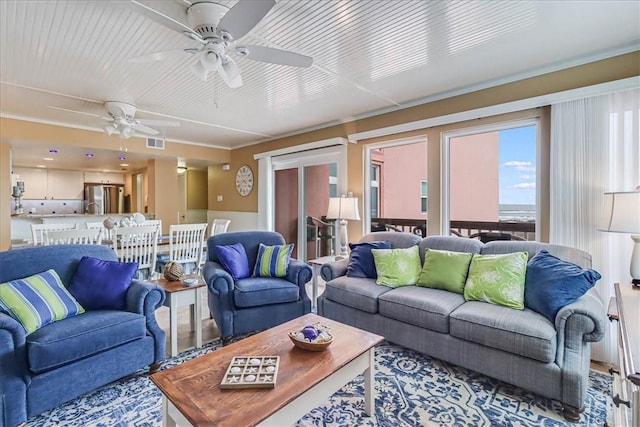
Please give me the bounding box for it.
[44,228,103,245]
[86,221,114,241]
[159,223,208,275]
[210,219,231,236]
[30,223,79,246]
[112,225,159,280]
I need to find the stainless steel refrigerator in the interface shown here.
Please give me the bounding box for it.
[84,185,124,214]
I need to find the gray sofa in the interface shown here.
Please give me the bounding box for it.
[317,233,606,422]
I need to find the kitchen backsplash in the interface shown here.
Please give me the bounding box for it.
[15,199,84,215]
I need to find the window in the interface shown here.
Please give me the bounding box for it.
[443,120,538,239]
[370,164,380,218]
[421,180,428,213]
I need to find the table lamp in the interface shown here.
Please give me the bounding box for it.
[599,189,640,286]
[326,196,360,259]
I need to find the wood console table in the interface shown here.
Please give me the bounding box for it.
[607,282,640,426]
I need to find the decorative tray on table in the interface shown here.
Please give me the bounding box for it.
[220,356,280,389]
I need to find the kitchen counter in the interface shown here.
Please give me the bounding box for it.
[10,214,153,244]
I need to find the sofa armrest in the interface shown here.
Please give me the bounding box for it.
[285,259,312,298]
[320,258,349,282]
[555,291,606,344]
[0,312,29,426]
[125,280,166,363]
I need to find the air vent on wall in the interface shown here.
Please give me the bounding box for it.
[146,137,165,150]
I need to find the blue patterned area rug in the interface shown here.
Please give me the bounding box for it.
[26,341,611,427]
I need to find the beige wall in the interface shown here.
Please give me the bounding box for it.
[1,143,11,249]
[187,169,208,210]
[148,158,180,234]
[1,51,638,249]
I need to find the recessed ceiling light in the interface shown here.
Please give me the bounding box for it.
[36,165,46,168]
[49,149,58,154]
[85,152,94,157]
[120,163,129,167]
[43,157,54,161]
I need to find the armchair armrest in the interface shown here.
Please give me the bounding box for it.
[202,261,236,338]
[320,258,349,282]
[285,259,312,299]
[125,280,166,363]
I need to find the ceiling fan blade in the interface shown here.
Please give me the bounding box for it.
[218,0,276,40]
[129,48,192,64]
[217,57,243,88]
[48,106,110,121]
[130,123,160,135]
[236,45,313,68]
[190,59,209,81]
[130,0,198,38]
[138,119,181,127]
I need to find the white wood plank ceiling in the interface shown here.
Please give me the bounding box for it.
[1,0,639,169]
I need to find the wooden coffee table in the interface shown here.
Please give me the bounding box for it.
[151,313,384,426]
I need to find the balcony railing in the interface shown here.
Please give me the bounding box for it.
[372,218,536,241]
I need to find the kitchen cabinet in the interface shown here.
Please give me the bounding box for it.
[14,168,84,200]
[84,172,124,184]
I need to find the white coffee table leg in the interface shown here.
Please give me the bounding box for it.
[162,396,176,427]
[364,347,375,416]
[169,294,178,357]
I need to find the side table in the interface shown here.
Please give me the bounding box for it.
[308,256,338,312]
[151,275,206,357]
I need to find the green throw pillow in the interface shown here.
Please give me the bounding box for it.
[417,249,473,294]
[253,243,294,278]
[0,269,85,334]
[464,252,528,309]
[371,246,421,288]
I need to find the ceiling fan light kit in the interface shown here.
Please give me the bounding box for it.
[130,0,313,88]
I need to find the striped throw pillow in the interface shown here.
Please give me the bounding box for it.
[253,243,294,278]
[0,269,85,334]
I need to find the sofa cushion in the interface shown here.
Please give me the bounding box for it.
[233,277,299,308]
[417,249,473,294]
[525,250,601,321]
[347,241,392,279]
[253,243,294,278]
[372,245,421,287]
[464,252,528,309]
[67,257,138,311]
[378,286,466,333]
[0,269,85,334]
[26,310,146,374]
[216,243,251,280]
[324,275,392,313]
[450,301,557,363]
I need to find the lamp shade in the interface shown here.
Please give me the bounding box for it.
[326,197,360,221]
[599,191,640,233]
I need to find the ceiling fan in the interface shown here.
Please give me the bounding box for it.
[49,101,180,139]
[129,0,313,88]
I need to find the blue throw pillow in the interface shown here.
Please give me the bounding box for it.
[347,241,392,279]
[67,256,138,311]
[253,243,294,278]
[525,250,601,322]
[215,243,250,280]
[0,269,85,334]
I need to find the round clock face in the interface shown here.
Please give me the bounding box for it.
[235,165,254,196]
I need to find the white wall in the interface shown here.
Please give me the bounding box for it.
[206,210,259,232]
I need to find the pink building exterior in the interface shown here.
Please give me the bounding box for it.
[449,132,499,221]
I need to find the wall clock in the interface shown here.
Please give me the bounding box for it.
[235,165,254,196]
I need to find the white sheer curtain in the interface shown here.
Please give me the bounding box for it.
[550,88,640,363]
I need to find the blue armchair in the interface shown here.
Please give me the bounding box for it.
[203,231,312,341]
[0,244,166,427]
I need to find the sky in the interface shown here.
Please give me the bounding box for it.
[498,125,536,206]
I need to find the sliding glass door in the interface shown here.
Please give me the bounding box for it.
[269,146,346,261]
